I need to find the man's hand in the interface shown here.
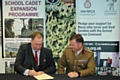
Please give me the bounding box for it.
[38,71,44,75]
[67,72,79,78]
[28,70,39,76]
[28,69,45,76]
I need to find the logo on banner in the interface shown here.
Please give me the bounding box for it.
[46,0,75,11]
[61,0,74,10]
[46,0,60,11]
[47,0,59,3]
[79,0,95,15]
[62,0,74,4]
[104,0,117,15]
[84,0,91,8]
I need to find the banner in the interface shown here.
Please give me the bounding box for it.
[2,0,45,73]
[76,0,120,76]
[45,0,76,61]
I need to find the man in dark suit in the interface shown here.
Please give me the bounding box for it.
[14,32,56,76]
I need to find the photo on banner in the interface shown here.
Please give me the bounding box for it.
[5,18,44,38]
[5,59,16,74]
[95,52,119,76]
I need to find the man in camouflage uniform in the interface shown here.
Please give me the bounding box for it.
[58,34,96,78]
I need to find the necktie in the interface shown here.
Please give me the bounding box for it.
[35,51,38,64]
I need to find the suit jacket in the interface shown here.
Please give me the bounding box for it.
[14,43,56,75]
[58,46,96,77]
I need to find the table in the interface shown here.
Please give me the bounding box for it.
[51,74,120,80]
[0,74,119,80]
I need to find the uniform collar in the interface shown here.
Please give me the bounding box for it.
[76,48,84,55]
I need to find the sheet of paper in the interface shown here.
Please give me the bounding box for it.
[34,73,54,80]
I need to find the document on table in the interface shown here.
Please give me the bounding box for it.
[34,73,54,80]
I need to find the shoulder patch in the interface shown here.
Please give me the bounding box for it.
[66,46,71,49]
[84,47,93,53]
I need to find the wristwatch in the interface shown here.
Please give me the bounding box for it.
[77,72,81,77]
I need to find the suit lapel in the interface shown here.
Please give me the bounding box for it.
[39,48,46,68]
[27,45,47,70]
[28,44,36,68]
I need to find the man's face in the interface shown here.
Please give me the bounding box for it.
[69,39,82,52]
[31,37,43,51]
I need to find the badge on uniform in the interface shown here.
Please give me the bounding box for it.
[43,59,46,62]
[79,60,87,62]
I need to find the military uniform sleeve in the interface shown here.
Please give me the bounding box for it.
[58,51,67,74]
[80,52,96,77]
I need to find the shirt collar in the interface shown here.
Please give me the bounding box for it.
[76,48,83,55]
[32,48,40,54]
